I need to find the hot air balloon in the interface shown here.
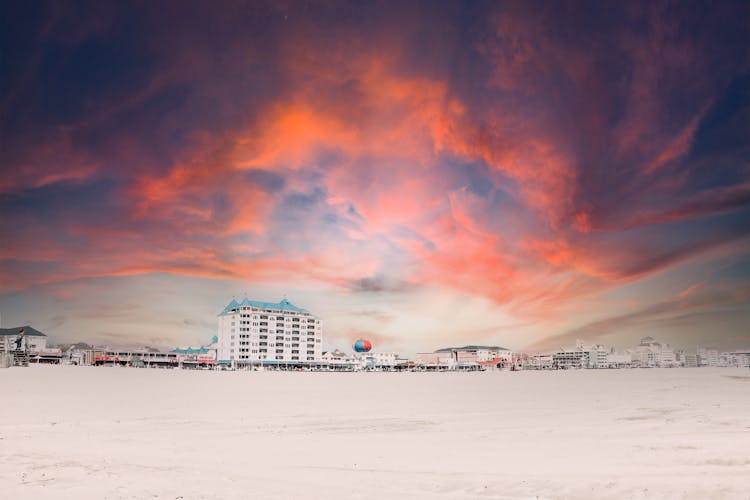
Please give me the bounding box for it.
[353,339,372,353]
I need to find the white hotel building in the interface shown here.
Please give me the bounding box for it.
[217,298,323,365]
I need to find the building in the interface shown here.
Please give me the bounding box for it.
[683,353,699,367]
[722,351,750,368]
[525,353,553,370]
[321,350,359,370]
[0,326,48,353]
[631,336,677,367]
[415,351,456,368]
[217,298,323,366]
[552,348,589,369]
[606,352,632,368]
[697,347,719,367]
[171,336,218,367]
[86,349,180,367]
[360,352,398,369]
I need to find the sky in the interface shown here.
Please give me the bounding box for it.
[1,0,749,354]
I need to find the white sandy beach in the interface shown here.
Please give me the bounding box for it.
[1,366,748,499]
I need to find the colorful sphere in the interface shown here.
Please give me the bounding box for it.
[353,339,372,352]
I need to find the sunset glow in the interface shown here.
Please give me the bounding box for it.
[2,1,748,353]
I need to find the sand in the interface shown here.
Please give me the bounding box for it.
[1,365,748,499]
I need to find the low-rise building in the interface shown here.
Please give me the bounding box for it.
[0,326,48,353]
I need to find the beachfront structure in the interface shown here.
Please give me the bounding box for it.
[525,353,554,370]
[217,298,323,366]
[0,326,48,352]
[321,350,360,370]
[415,346,515,370]
[606,352,632,368]
[359,351,398,369]
[629,336,678,368]
[721,351,750,368]
[415,351,457,368]
[697,347,720,367]
[435,345,513,363]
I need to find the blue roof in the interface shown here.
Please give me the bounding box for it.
[218,298,310,316]
[170,347,211,354]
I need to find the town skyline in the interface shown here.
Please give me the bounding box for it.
[2,1,749,354]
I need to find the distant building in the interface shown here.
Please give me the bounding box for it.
[683,353,699,367]
[360,352,398,368]
[0,326,48,352]
[415,351,456,367]
[321,350,359,370]
[217,298,323,366]
[525,353,553,370]
[697,347,719,367]
[722,351,750,368]
[552,348,589,369]
[550,340,608,369]
[606,352,632,368]
[631,336,677,367]
[170,336,218,366]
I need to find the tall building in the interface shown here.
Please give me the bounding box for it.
[217,298,323,365]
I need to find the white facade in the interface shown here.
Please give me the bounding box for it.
[0,327,48,353]
[361,352,397,368]
[631,337,677,367]
[217,298,323,364]
[415,352,455,366]
[697,347,719,367]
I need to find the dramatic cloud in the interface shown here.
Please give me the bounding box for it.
[1,0,748,351]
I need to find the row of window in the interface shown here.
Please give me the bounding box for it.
[237,354,317,361]
[234,312,318,324]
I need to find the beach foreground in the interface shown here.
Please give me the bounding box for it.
[1,366,748,499]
